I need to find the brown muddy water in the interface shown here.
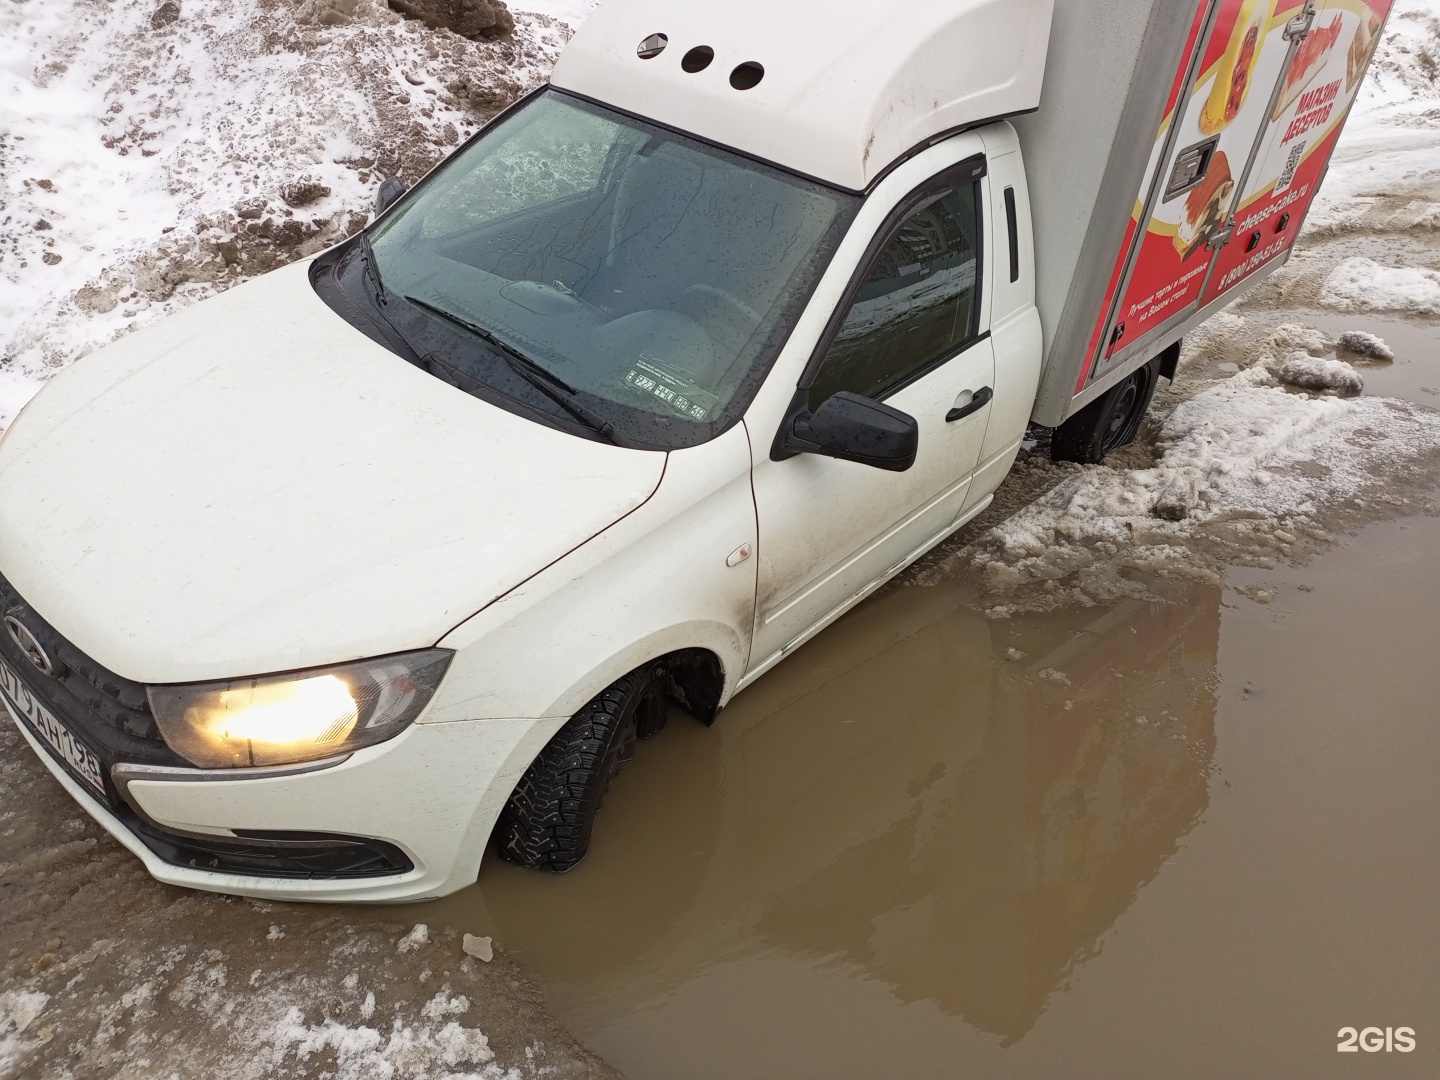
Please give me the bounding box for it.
[415,311,1440,1079]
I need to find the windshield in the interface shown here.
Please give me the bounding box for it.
[368,90,858,447]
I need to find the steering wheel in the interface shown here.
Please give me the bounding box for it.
[683,284,762,330]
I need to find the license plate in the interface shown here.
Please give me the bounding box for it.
[0,654,107,797]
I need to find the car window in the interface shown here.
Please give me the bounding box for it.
[809,181,982,408]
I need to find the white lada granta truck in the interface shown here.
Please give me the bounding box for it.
[0,0,1389,900]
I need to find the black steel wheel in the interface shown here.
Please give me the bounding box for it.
[496,662,667,872]
[1051,356,1163,464]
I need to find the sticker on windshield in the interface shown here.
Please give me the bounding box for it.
[623,359,718,422]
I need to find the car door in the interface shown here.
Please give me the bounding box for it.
[748,158,996,673]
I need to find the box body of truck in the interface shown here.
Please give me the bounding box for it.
[1024,0,1392,425]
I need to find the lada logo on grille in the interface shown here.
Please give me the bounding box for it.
[4,614,55,677]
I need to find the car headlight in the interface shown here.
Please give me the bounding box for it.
[147,649,452,769]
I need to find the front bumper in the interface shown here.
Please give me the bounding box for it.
[8,702,563,903]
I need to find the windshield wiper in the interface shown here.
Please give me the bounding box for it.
[357,231,387,307]
[402,294,622,446]
[350,232,426,364]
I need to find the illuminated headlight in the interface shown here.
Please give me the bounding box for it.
[147,649,452,769]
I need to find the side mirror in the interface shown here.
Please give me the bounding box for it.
[375,176,408,216]
[775,391,919,472]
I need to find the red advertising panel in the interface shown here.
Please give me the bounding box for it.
[1080,0,1394,400]
[1201,0,1393,304]
[1101,0,1300,361]
[1078,0,1212,393]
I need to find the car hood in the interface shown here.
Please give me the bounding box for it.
[0,260,666,684]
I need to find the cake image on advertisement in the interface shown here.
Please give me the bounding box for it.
[1174,150,1234,260]
[1201,0,1279,134]
[1347,12,1383,92]
[1272,11,1346,120]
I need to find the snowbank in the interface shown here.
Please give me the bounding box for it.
[1276,353,1365,395]
[0,0,570,423]
[951,315,1440,613]
[969,379,1440,611]
[1320,257,1440,314]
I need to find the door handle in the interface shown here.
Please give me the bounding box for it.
[946,386,993,423]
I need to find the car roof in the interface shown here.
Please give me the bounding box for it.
[550,0,1054,192]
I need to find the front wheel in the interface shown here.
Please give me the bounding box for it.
[496,662,667,873]
[1050,355,1164,464]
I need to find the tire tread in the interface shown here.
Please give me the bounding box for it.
[496,664,663,872]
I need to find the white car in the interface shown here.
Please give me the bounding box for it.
[0,0,1381,900]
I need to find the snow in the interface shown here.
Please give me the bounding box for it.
[967,369,1440,611]
[273,994,499,1079]
[947,305,1440,613]
[2,924,523,1079]
[1305,0,1440,236]
[0,989,49,1071]
[0,0,569,425]
[508,0,599,26]
[1319,257,1440,314]
[1337,330,1396,360]
[1277,353,1364,395]
[398,923,431,952]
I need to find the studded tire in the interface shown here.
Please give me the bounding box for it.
[496,662,667,872]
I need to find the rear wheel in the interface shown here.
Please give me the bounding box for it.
[1050,355,1163,464]
[497,662,668,872]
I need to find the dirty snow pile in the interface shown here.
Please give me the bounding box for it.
[0,923,527,1080]
[0,0,573,422]
[961,323,1440,614]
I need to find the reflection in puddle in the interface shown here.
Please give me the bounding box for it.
[420,579,1222,1072]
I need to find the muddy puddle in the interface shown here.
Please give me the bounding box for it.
[417,495,1440,1078]
[414,308,1440,1077]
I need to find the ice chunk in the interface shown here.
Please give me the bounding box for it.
[1277,353,1364,396]
[462,934,494,962]
[396,924,429,953]
[420,990,470,1020]
[1262,324,1332,359]
[1336,330,1395,360]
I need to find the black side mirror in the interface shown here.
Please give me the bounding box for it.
[773,391,919,472]
[375,176,408,216]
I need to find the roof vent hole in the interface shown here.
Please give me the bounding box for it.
[730,62,765,90]
[681,46,715,73]
[637,33,668,60]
